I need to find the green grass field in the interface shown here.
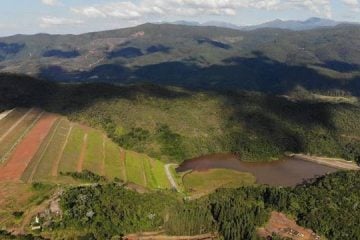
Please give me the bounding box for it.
[58,125,85,173]
[83,130,104,175]
[183,169,256,197]
[104,138,123,181]
[125,151,147,186]
[146,157,170,189]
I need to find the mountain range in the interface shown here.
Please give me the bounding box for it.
[0,22,360,95]
[169,17,354,31]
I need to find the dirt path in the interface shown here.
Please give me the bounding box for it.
[0,108,33,142]
[258,211,320,240]
[124,232,217,240]
[165,164,180,192]
[0,109,14,121]
[77,133,88,172]
[341,134,360,141]
[120,149,127,181]
[52,124,73,177]
[142,158,148,187]
[292,154,360,170]
[0,113,58,182]
[28,119,62,182]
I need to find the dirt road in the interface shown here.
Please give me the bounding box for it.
[124,232,217,240]
[292,154,360,171]
[165,164,180,192]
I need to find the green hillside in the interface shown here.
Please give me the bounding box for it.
[1,74,360,164]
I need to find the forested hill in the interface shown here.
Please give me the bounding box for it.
[1,24,360,94]
[2,74,360,164]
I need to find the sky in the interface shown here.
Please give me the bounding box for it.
[0,0,360,36]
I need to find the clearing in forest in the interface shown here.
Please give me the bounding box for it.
[258,211,321,240]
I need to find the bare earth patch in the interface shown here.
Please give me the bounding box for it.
[258,211,321,240]
[292,154,360,170]
[0,113,58,182]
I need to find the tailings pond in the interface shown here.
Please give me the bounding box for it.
[176,154,339,187]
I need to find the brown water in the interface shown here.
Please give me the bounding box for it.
[176,153,339,187]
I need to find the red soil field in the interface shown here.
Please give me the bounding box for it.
[0,113,58,182]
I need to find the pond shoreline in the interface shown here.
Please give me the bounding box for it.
[290,154,360,170]
[177,153,340,187]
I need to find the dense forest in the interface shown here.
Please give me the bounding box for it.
[1,74,360,163]
[52,171,359,239]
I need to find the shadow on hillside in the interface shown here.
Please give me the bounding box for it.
[38,51,360,96]
[218,90,341,156]
[318,60,360,73]
[43,49,80,59]
[0,73,191,114]
[22,51,360,156]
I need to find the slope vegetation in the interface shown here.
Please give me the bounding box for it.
[0,108,170,189]
[2,74,360,164]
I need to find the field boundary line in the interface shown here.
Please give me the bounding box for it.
[0,108,33,143]
[0,110,43,164]
[120,149,127,182]
[101,135,106,176]
[77,133,88,172]
[28,118,62,182]
[0,108,14,121]
[145,156,158,188]
[165,164,180,192]
[52,124,73,176]
[141,155,148,187]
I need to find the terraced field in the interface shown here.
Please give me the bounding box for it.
[0,108,171,189]
[122,151,169,189]
[0,108,43,163]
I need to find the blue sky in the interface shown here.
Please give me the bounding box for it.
[0,0,360,36]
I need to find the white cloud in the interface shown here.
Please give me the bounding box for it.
[40,16,84,28]
[41,0,61,6]
[341,0,359,6]
[71,0,332,20]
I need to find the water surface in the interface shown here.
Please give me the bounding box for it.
[177,153,339,187]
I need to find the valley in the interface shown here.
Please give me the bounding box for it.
[0,19,360,240]
[0,105,358,240]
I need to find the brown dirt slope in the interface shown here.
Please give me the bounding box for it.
[0,113,58,182]
[258,211,321,240]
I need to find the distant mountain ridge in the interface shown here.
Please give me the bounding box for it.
[167,17,357,31]
[1,23,360,95]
